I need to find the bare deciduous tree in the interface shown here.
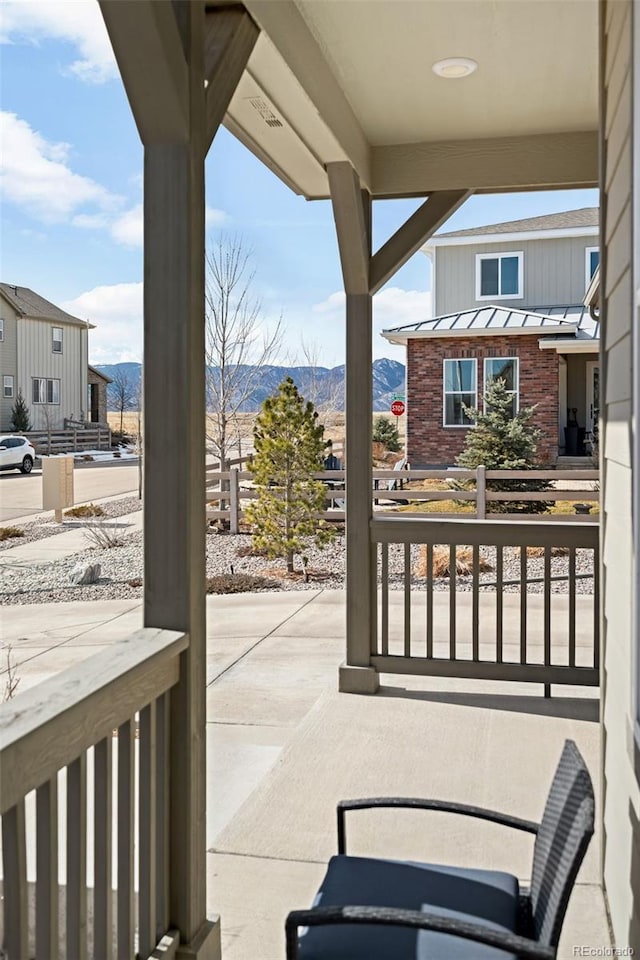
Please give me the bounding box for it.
[205,236,282,467]
[295,337,344,416]
[110,368,137,435]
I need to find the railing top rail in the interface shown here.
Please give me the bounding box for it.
[0,627,188,814]
[370,516,599,548]
[484,469,598,480]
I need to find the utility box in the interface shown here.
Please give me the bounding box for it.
[43,457,74,521]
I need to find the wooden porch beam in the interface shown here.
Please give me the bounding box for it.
[327,161,370,296]
[100,0,189,144]
[372,130,599,196]
[369,189,472,295]
[204,7,259,152]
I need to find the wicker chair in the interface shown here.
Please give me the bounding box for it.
[285,739,594,959]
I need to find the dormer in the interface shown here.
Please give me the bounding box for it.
[423,208,599,316]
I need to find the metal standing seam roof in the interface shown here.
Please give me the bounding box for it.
[0,283,94,329]
[382,304,599,341]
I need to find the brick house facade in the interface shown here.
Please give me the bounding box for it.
[407,334,559,466]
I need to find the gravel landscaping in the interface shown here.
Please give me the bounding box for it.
[0,506,596,605]
[0,497,142,552]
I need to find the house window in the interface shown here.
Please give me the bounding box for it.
[585,247,599,287]
[52,327,63,353]
[443,358,477,426]
[476,252,523,300]
[3,376,14,399]
[0,318,4,341]
[32,378,60,404]
[484,357,519,416]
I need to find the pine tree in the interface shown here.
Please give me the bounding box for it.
[10,392,31,432]
[245,378,336,574]
[373,415,401,452]
[455,378,551,514]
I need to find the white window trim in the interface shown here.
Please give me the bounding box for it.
[32,377,61,404]
[475,251,524,301]
[483,357,520,413]
[584,246,599,290]
[52,327,63,354]
[3,375,14,399]
[0,318,4,341]
[443,357,477,428]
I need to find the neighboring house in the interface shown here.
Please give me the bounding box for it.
[87,364,112,426]
[0,283,95,432]
[382,208,600,466]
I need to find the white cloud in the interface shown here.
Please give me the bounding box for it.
[110,204,143,248]
[312,286,431,360]
[62,282,143,364]
[1,112,121,222]
[206,206,230,229]
[1,0,117,84]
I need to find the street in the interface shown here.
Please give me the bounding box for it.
[0,461,140,523]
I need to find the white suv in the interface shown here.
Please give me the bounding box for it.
[0,435,36,474]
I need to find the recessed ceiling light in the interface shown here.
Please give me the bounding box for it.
[432,58,478,79]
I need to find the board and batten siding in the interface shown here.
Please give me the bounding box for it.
[16,318,89,430]
[0,301,18,431]
[433,235,598,315]
[601,0,640,951]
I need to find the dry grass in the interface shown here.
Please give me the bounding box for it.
[526,545,570,557]
[83,522,126,550]
[414,545,493,579]
[206,573,277,594]
[65,503,106,519]
[0,526,24,542]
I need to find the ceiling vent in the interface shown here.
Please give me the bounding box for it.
[246,96,283,128]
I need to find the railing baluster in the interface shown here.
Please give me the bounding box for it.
[544,546,552,697]
[2,800,28,960]
[568,547,577,667]
[156,694,170,940]
[139,702,158,958]
[449,544,457,659]
[593,545,600,669]
[520,547,527,664]
[94,737,113,960]
[381,543,389,655]
[117,720,135,959]
[67,754,88,960]
[404,542,411,656]
[496,546,504,663]
[36,777,58,960]
[426,543,433,658]
[472,544,480,661]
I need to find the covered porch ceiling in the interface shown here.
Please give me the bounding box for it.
[221,0,599,199]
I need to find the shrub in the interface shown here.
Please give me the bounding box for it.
[455,378,551,514]
[10,392,31,432]
[414,545,493,579]
[0,526,24,542]
[206,573,277,594]
[65,503,106,518]
[83,522,126,549]
[373,416,401,452]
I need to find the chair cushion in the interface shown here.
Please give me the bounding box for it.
[296,855,520,960]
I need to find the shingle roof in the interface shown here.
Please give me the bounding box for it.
[434,207,599,239]
[0,284,93,328]
[382,304,599,342]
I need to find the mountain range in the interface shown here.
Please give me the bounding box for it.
[96,358,406,413]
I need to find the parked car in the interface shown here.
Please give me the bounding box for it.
[0,435,36,474]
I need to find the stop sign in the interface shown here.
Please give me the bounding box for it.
[390,399,405,417]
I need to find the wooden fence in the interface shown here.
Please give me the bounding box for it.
[371,516,599,694]
[205,465,600,531]
[21,426,112,456]
[0,628,187,959]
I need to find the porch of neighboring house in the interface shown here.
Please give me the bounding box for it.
[0,588,608,960]
[557,352,599,463]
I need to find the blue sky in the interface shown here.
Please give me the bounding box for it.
[1,1,598,367]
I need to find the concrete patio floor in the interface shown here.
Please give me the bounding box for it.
[1,591,609,959]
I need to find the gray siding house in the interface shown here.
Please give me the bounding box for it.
[0,284,94,431]
[384,208,600,465]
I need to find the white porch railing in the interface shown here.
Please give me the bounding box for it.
[0,628,188,960]
[371,517,599,694]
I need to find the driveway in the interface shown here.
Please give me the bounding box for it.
[0,461,139,523]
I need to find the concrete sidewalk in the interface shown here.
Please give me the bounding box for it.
[0,510,142,566]
[0,592,609,960]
